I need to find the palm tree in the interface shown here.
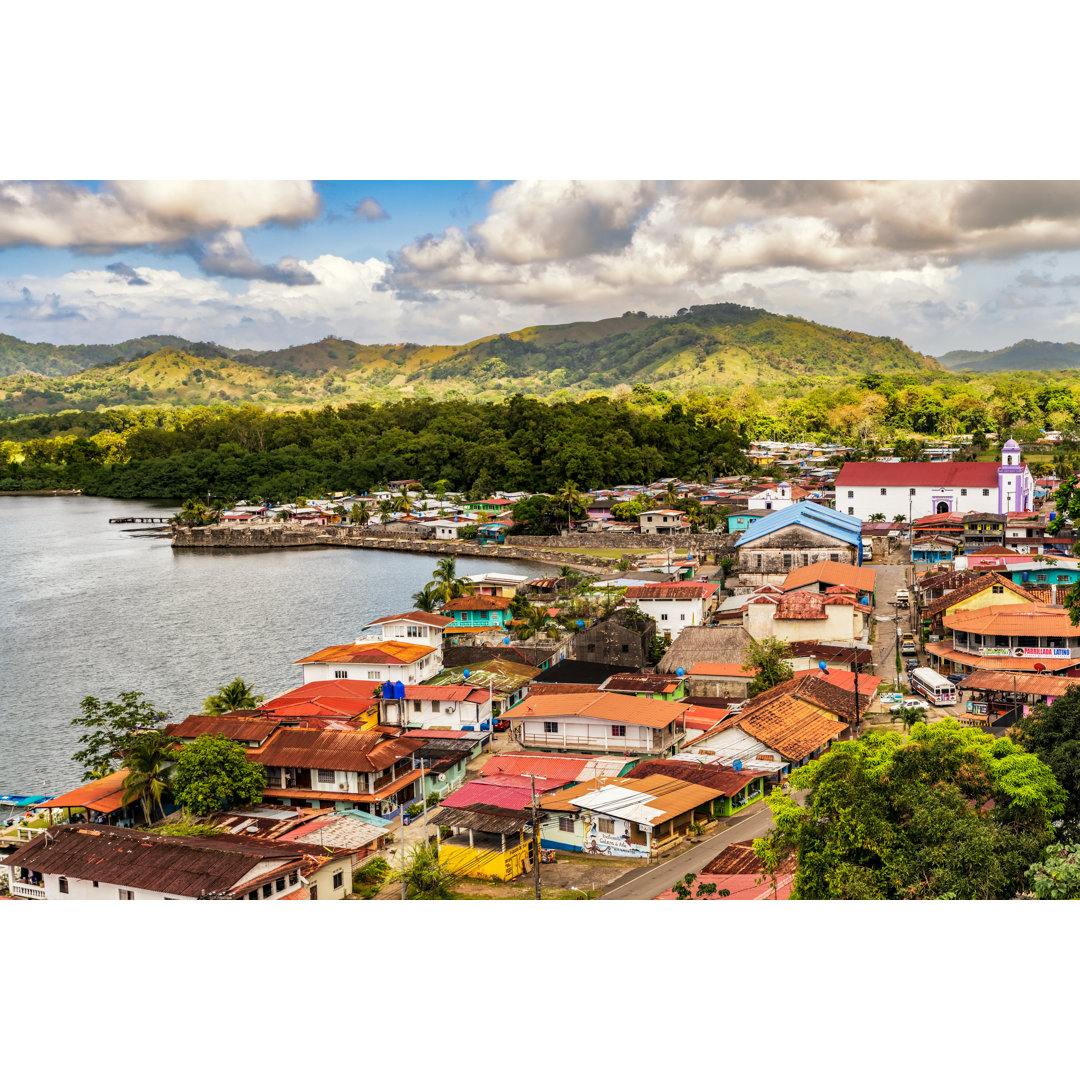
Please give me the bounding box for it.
[202,677,265,715]
[665,480,678,507]
[388,841,458,899]
[393,490,415,515]
[555,481,585,524]
[868,513,886,522]
[412,582,441,613]
[120,733,176,824]
[893,513,908,523]
[431,557,467,604]
[349,503,371,527]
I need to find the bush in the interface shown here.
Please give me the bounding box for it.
[439,826,452,840]
[425,791,440,808]
[405,802,424,818]
[353,856,390,899]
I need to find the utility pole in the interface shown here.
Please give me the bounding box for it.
[531,773,541,900]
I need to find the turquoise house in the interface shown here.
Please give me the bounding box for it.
[727,510,765,533]
[1002,562,1080,589]
[444,594,514,629]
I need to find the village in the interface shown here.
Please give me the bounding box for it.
[3,435,1078,901]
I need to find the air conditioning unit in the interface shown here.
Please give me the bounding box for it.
[338,783,347,791]
[444,705,456,714]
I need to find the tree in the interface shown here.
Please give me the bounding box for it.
[70,691,168,781]
[746,636,794,696]
[755,721,1063,899]
[120,732,176,823]
[202,677,265,715]
[431,556,467,604]
[868,513,886,522]
[671,872,730,899]
[555,481,587,523]
[1012,685,1080,837]
[412,582,441,613]
[393,490,414,515]
[895,704,924,734]
[348,503,371,527]
[172,734,266,816]
[892,513,907,523]
[1028,844,1080,899]
[388,841,458,899]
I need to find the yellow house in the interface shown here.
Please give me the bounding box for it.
[921,572,1038,634]
[431,805,533,881]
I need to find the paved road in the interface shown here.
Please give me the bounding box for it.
[599,800,775,900]
[870,543,915,684]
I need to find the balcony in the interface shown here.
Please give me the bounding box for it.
[10,881,45,899]
[515,728,678,754]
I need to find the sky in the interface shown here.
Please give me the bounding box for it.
[7,179,1080,356]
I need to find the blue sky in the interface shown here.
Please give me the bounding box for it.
[5,179,1080,355]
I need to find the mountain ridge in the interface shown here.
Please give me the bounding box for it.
[938,338,1080,372]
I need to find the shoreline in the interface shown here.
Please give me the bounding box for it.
[0,489,82,496]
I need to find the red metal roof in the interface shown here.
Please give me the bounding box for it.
[440,780,536,811]
[480,753,621,783]
[40,771,131,813]
[837,462,1002,487]
[624,583,720,600]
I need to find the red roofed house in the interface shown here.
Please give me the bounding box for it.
[623,582,721,642]
[836,442,1032,521]
[377,683,493,731]
[744,590,870,645]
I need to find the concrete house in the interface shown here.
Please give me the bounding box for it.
[573,608,656,667]
[623,582,721,642]
[638,509,691,535]
[735,502,863,588]
[503,691,689,757]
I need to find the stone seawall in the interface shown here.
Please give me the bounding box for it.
[170,524,620,570]
[506,531,732,553]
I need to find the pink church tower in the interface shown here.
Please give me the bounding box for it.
[997,438,1032,514]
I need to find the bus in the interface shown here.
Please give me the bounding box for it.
[910,667,958,707]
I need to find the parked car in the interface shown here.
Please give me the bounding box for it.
[895,589,910,608]
[891,698,929,713]
[493,717,510,732]
[945,673,965,685]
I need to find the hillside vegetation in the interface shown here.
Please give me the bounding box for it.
[0,304,939,417]
[939,339,1080,373]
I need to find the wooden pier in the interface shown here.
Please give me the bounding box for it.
[109,516,172,524]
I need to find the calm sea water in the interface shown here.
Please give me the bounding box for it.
[0,495,552,794]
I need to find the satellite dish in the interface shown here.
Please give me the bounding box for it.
[676,667,685,677]
[733,759,743,771]
[437,773,446,783]
[1034,662,1046,671]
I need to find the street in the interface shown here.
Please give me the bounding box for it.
[599,800,775,900]
[869,541,915,686]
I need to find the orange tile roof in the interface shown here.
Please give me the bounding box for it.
[260,679,381,718]
[781,561,877,593]
[502,690,688,730]
[943,603,1080,636]
[735,695,847,761]
[294,640,436,665]
[445,595,512,611]
[41,770,131,813]
[925,641,1078,672]
[689,663,756,678]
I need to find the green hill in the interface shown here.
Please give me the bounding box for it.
[0,304,939,416]
[0,333,225,378]
[938,339,1080,372]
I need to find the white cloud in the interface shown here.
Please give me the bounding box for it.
[0,180,320,250]
[354,197,389,222]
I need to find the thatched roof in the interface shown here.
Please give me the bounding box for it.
[657,626,755,674]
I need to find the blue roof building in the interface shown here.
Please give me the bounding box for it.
[735,503,864,586]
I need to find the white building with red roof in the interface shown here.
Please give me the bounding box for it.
[836,441,1032,521]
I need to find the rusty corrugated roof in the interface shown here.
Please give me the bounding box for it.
[294,641,437,666]
[252,728,426,772]
[503,691,687,729]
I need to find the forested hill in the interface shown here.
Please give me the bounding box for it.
[0,333,216,378]
[938,339,1080,373]
[0,304,937,412]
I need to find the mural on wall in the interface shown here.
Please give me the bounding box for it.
[581,814,650,858]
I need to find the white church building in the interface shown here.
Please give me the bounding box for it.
[835,440,1033,521]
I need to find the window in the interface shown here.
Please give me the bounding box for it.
[765,502,772,510]
[783,553,792,569]
[880,488,887,496]
[544,721,559,733]
[413,698,423,712]
[58,877,68,894]
[119,889,134,900]
[621,643,629,653]
[317,768,336,784]
[847,490,854,498]
[1059,575,1071,583]
[597,818,615,834]
[847,508,854,515]
[1037,573,1047,582]
[310,884,318,900]
[680,613,686,620]
[587,642,596,651]
[333,871,344,890]
[992,585,1004,594]
[334,669,348,679]
[756,554,763,568]
[830,553,840,561]
[289,870,299,884]
[559,816,575,833]
[661,613,668,621]
[909,488,916,496]
[248,890,258,900]
[275,877,286,893]
[612,725,627,737]
[92,880,98,888]
[960,488,967,496]
[406,625,423,638]
[263,883,273,898]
